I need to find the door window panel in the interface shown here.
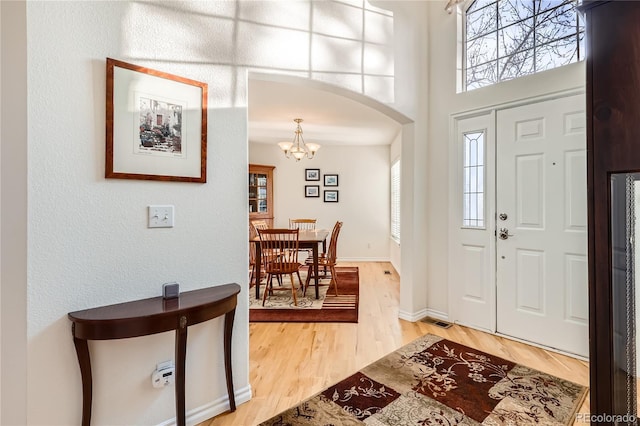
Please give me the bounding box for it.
[463,131,486,228]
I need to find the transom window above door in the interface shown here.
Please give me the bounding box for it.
[464,0,584,91]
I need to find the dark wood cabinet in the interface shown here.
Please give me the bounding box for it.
[583,1,640,421]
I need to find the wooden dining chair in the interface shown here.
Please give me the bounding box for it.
[289,218,316,230]
[257,228,304,306]
[289,218,317,258]
[305,221,343,296]
[251,220,269,232]
[249,220,270,286]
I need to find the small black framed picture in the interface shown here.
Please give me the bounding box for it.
[324,174,339,186]
[305,168,320,181]
[324,190,339,203]
[305,185,320,198]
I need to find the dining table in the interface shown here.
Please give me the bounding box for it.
[251,228,330,300]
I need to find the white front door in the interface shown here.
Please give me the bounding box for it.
[495,94,588,357]
[449,112,496,332]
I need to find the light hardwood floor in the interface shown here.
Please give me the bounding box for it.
[199,261,590,426]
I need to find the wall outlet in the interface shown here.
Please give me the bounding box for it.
[151,360,175,388]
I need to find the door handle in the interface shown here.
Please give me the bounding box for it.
[498,228,514,240]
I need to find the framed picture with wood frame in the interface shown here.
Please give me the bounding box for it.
[105,58,207,182]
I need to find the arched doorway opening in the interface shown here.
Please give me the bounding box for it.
[247,71,420,321]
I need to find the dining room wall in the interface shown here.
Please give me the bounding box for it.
[250,141,391,261]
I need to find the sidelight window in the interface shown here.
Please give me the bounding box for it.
[463,131,485,228]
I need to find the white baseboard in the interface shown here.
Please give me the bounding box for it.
[398,307,428,322]
[424,309,449,322]
[398,308,449,323]
[157,384,253,426]
[338,257,391,262]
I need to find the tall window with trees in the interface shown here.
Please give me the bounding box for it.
[465,0,584,91]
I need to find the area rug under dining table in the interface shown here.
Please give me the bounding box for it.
[258,333,588,425]
[249,266,359,323]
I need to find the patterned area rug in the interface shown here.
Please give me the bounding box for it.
[249,266,359,323]
[258,333,587,425]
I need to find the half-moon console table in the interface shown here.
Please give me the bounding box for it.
[68,283,241,426]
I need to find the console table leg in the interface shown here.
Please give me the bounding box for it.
[224,309,236,412]
[72,333,92,426]
[175,317,188,426]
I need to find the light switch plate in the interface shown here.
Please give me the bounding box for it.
[148,205,175,228]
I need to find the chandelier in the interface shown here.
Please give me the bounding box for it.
[277,118,320,161]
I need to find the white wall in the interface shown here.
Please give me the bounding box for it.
[384,1,430,322]
[249,142,391,261]
[27,3,250,423]
[426,1,585,318]
[12,1,407,425]
[1,2,28,424]
[389,132,401,274]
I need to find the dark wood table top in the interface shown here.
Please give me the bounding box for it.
[68,283,241,340]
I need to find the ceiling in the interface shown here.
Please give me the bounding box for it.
[248,77,403,147]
